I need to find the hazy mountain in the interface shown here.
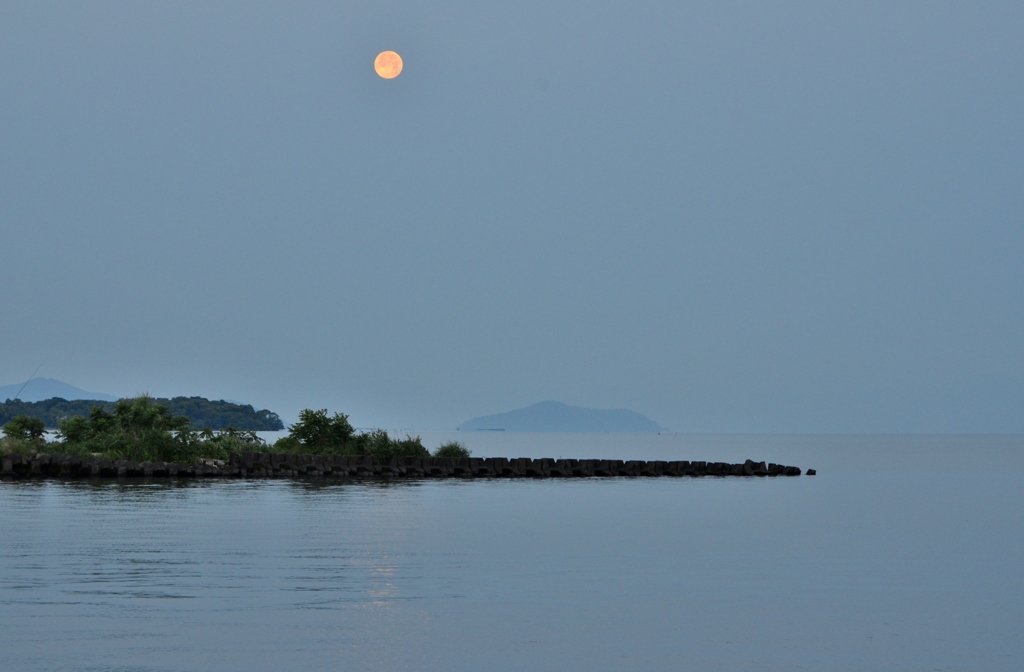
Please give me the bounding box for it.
[0,378,117,403]
[458,401,665,433]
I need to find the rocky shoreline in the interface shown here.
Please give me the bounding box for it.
[1,452,810,480]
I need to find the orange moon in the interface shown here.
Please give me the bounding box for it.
[374,51,403,79]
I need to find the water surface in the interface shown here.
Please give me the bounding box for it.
[1,434,1021,671]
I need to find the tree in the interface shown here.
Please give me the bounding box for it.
[56,416,92,444]
[2,415,46,441]
[288,409,355,452]
[434,441,471,458]
[54,396,196,462]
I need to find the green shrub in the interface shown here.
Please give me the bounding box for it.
[0,435,44,456]
[188,427,266,460]
[282,409,430,458]
[6,401,439,465]
[390,434,431,458]
[287,409,355,454]
[3,415,46,441]
[56,416,91,444]
[433,441,471,458]
[353,430,430,459]
[54,396,196,462]
[272,435,302,452]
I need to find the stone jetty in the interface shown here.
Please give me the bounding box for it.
[1,453,803,480]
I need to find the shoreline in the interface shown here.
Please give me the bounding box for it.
[1,452,807,480]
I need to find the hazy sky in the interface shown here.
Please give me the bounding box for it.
[2,1,1021,432]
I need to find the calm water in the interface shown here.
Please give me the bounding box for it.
[1,434,1021,671]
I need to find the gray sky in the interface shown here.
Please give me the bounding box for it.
[1,1,1021,432]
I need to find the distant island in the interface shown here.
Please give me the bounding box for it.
[0,396,284,431]
[457,401,665,433]
[0,378,117,403]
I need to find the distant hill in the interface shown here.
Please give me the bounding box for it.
[458,401,665,433]
[0,378,117,403]
[0,396,284,431]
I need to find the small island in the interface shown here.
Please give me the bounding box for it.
[458,401,665,433]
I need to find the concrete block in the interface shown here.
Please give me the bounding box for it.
[536,458,557,477]
[523,459,546,478]
[664,461,685,476]
[452,457,472,477]
[573,459,595,477]
[552,459,574,477]
[487,457,510,476]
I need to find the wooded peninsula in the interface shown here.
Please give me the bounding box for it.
[0,397,806,478]
[0,396,470,464]
[0,396,284,431]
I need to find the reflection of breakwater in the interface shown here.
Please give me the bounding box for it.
[1,453,808,480]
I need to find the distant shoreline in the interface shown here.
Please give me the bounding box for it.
[2,453,807,480]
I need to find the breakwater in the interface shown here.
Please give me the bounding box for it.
[1,453,806,480]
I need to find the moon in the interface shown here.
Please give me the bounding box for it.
[374,51,403,79]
